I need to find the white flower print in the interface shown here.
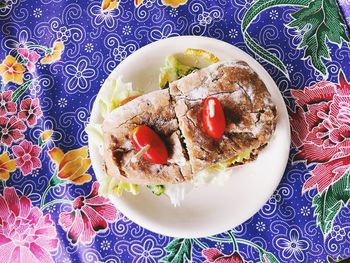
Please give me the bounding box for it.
[270,9,278,20]
[122,25,132,35]
[33,8,42,18]
[58,98,68,108]
[90,4,117,29]
[131,238,163,263]
[215,242,224,250]
[32,169,39,177]
[150,24,178,40]
[46,204,56,213]
[56,26,71,42]
[85,43,94,53]
[100,240,111,251]
[29,78,41,96]
[62,258,71,263]
[315,259,324,263]
[286,63,294,73]
[276,228,309,262]
[36,63,46,70]
[169,8,178,17]
[113,46,128,61]
[256,221,266,232]
[65,58,96,93]
[300,206,310,216]
[229,28,238,39]
[331,225,346,241]
[4,30,30,49]
[269,190,282,204]
[198,11,213,26]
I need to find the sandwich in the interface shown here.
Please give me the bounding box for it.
[88,52,277,206]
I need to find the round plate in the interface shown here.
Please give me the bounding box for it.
[89,36,291,238]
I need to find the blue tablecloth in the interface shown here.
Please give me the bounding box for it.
[0,0,349,262]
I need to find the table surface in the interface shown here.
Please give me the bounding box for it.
[0,0,350,262]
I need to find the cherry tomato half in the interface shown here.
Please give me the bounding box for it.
[202,97,226,139]
[131,125,168,164]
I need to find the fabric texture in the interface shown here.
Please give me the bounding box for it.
[0,0,349,262]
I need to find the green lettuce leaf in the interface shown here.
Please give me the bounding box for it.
[99,175,139,197]
[147,185,166,196]
[159,56,197,89]
[99,77,140,119]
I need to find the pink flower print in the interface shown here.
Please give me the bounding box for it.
[0,187,59,263]
[0,90,17,116]
[59,182,118,244]
[17,98,42,127]
[12,140,42,175]
[17,48,40,73]
[202,248,248,263]
[290,71,350,193]
[0,116,26,146]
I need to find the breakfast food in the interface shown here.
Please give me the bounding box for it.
[101,60,277,187]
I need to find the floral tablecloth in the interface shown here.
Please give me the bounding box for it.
[0,0,350,262]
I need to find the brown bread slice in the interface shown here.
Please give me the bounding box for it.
[169,61,277,173]
[102,89,191,185]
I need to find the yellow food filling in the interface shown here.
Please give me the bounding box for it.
[206,149,253,172]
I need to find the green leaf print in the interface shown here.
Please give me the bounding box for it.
[12,80,32,102]
[242,0,310,31]
[161,238,192,263]
[241,0,309,77]
[244,33,289,77]
[288,0,350,75]
[259,249,280,263]
[313,171,350,236]
[242,0,350,76]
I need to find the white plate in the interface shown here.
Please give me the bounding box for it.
[89,36,290,238]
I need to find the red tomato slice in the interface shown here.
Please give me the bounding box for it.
[202,97,226,139]
[131,125,168,164]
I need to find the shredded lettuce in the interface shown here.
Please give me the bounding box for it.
[159,56,198,89]
[99,76,140,119]
[86,76,141,197]
[85,122,104,155]
[194,150,253,186]
[164,183,193,207]
[99,175,139,197]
